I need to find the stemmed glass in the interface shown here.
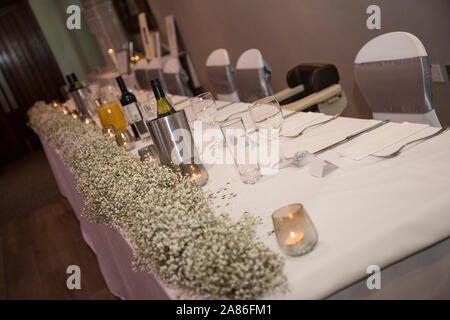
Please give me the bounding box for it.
[190,92,217,125]
[248,96,283,137]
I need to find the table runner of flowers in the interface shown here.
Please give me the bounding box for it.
[27,102,287,299]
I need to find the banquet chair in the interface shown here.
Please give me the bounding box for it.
[205,49,240,103]
[354,32,441,126]
[134,59,152,90]
[134,57,169,91]
[235,49,273,103]
[163,56,193,97]
[274,63,347,115]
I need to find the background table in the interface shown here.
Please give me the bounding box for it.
[41,98,450,299]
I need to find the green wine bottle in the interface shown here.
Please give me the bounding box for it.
[151,79,176,118]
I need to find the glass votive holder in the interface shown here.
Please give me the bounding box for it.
[138,145,160,164]
[70,110,80,119]
[51,100,62,109]
[59,105,70,115]
[272,203,318,256]
[115,130,135,151]
[80,115,94,125]
[180,163,209,187]
[102,125,117,140]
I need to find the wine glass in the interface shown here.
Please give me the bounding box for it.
[248,96,283,134]
[190,92,217,125]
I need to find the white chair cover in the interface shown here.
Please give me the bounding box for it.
[205,49,240,103]
[163,57,193,97]
[235,49,273,103]
[354,32,441,127]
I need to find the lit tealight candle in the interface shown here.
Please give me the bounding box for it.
[145,152,158,163]
[189,165,201,181]
[60,106,69,115]
[285,231,304,245]
[272,203,318,256]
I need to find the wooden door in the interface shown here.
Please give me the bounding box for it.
[0,0,64,164]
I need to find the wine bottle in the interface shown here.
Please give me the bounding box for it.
[70,73,83,90]
[66,75,75,92]
[115,76,149,139]
[151,78,176,118]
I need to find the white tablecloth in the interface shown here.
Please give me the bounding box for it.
[43,96,450,299]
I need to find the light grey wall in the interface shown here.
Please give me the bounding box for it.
[29,0,105,81]
[148,0,450,122]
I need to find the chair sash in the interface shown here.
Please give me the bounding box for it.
[163,60,192,97]
[206,65,237,95]
[354,56,433,114]
[236,60,273,103]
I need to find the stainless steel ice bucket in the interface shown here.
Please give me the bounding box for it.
[72,88,95,117]
[147,110,209,186]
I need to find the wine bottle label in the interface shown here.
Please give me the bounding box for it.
[124,103,143,123]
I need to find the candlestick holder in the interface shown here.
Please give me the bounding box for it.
[272,203,318,256]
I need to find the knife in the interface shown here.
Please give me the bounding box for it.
[313,119,390,155]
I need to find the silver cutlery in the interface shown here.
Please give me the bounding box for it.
[370,126,449,159]
[272,119,390,169]
[313,119,390,155]
[281,114,339,138]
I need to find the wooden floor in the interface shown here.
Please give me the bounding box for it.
[0,150,116,299]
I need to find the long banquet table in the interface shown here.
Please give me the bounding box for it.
[41,95,450,299]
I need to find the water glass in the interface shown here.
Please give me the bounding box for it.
[220,118,261,184]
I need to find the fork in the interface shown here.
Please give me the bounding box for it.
[281,114,339,138]
[370,126,449,159]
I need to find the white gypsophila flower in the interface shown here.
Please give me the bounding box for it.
[27,103,287,299]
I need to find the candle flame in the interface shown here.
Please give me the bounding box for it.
[290,231,296,238]
[108,48,114,54]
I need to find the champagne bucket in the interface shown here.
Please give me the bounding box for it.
[72,88,95,117]
[146,110,209,186]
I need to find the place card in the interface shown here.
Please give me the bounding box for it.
[308,157,338,178]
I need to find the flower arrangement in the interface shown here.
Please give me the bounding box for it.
[28,102,287,299]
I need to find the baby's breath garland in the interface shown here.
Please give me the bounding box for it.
[28,102,286,299]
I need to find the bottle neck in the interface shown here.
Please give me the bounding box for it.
[116,76,128,94]
[152,83,165,100]
[66,76,73,87]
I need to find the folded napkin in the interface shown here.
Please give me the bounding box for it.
[215,103,249,121]
[280,112,324,135]
[339,122,428,160]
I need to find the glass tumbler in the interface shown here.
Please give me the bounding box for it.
[220,118,261,184]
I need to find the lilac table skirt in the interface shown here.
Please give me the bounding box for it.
[41,139,171,299]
